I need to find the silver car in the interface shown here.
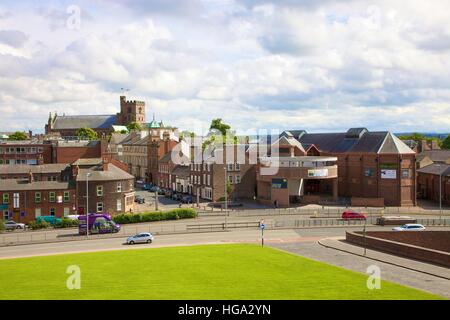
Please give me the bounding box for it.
[392,224,426,231]
[126,232,154,245]
[4,220,26,230]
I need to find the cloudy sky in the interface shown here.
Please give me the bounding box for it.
[0,0,449,134]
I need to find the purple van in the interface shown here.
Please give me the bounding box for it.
[78,213,121,235]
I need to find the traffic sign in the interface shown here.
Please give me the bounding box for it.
[260,223,265,230]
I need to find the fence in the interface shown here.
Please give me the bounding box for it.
[199,207,450,217]
[1,217,449,247]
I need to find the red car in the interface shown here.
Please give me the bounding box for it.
[342,211,367,220]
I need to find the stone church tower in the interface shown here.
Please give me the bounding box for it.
[117,96,146,125]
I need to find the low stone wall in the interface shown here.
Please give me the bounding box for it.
[351,197,385,207]
[346,231,450,268]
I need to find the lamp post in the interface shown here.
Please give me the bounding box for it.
[86,172,91,238]
[439,169,442,224]
[224,166,228,230]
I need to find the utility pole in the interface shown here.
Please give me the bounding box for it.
[439,170,442,224]
[224,166,228,230]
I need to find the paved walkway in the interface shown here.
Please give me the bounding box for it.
[269,237,450,299]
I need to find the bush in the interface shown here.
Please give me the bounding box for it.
[111,208,197,225]
[0,220,4,232]
[28,220,51,230]
[55,218,78,229]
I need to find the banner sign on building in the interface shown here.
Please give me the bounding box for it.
[272,178,288,189]
[380,163,397,169]
[307,169,329,178]
[381,169,397,179]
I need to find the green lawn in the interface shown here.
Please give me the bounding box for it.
[0,244,442,300]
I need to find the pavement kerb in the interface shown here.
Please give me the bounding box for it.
[317,238,450,281]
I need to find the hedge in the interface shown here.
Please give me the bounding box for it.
[112,208,197,225]
[28,220,51,230]
[0,219,4,232]
[54,218,79,229]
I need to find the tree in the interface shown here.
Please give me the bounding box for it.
[76,127,98,140]
[8,131,28,141]
[442,135,450,149]
[0,219,4,232]
[126,122,142,131]
[209,118,231,138]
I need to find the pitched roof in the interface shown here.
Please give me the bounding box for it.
[417,163,450,176]
[53,115,117,130]
[0,180,71,191]
[172,165,190,177]
[76,164,134,181]
[0,164,69,175]
[295,130,415,154]
[419,150,450,163]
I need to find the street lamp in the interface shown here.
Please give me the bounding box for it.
[86,172,91,238]
[224,166,228,230]
[439,168,443,224]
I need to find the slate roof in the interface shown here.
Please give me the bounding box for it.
[0,164,69,175]
[53,115,117,130]
[419,150,450,163]
[0,180,71,191]
[291,129,415,154]
[76,164,134,181]
[417,163,450,176]
[172,165,190,178]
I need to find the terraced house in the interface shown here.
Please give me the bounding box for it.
[0,157,135,223]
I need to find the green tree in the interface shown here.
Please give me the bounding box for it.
[0,219,4,232]
[209,118,231,138]
[126,122,142,131]
[8,131,28,140]
[76,127,98,140]
[441,135,450,149]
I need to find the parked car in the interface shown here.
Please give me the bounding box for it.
[126,232,154,245]
[181,195,193,204]
[158,188,166,195]
[4,220,26,230]
[172,193,182,201]
[165,189,174,197]
[67,215,80,221]
[149,186,160,193]
[341,211,366,220]
[135,195,145,204]
[392,224,426,231]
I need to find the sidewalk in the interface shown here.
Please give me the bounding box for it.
[318,237,450,280]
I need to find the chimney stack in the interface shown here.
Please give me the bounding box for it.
[102,156,110,171]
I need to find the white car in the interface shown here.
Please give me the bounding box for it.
[4,220,26,230]
[392,224,426,231]
[126,232,154,245]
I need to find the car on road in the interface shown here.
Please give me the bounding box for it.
[158,188,166,195]
[181,195,193,203]
[341,211,366,220]
[4,220,26,230]
[126,232,154,245]
[165,189,174,197]
[135,195,145,204]
[392,224,426,231]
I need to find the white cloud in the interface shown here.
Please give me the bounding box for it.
[0,0,449,134]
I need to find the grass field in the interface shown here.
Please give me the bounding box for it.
[0,244,442,300]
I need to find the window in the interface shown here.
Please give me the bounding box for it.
[227,163,234,171]
[2,193,9,204]
[117,182,122,193]
[97,185,103,197]
[50,208,55,216]
[63,191,70,203]
[235,163,241,171]
[117,199,122,212]
[35,208,41,218]
[64,208,70,217]
[3,211,9,220]
[97,202,104,212]
[49,192,56,203]
[402,169,410,179]
[228,175,233,183]
[235,175,241,184]
[13,193,19,208]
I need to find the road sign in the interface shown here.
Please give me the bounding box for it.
[260,223,265,230]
